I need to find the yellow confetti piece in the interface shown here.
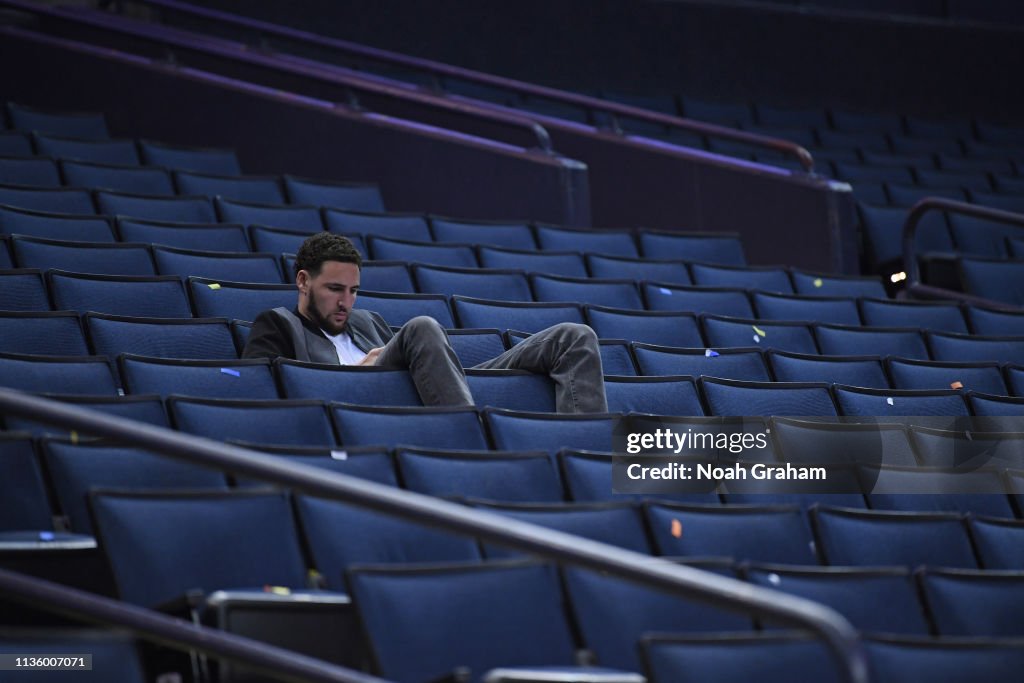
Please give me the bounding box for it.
[950,381,963,390]
[671,519,683,538]
[752,325,767,336]
[207,283,221,290]
[813,278,823,288]
[70,430,79,445]
[264,585,291,595]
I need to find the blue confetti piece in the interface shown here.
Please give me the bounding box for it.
[659,287,672,295]
[39,531,55,542]
[705,349,720,357]
[220,368,241,377]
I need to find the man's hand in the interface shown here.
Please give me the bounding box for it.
[357,347,383,366]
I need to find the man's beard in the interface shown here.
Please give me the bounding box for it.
[304,290,348,336]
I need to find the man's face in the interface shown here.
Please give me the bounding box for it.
[297,260,360,335]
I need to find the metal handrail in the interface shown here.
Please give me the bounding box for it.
[116,0,814,172]
[0,569,382,683]
[902,197,1024,304]
[0,389,867,683]
[0,0,554,153]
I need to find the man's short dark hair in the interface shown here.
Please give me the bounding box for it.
[294,233,362,278]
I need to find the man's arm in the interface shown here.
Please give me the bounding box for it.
[241,310,296,360]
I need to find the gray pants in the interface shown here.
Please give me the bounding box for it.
[375,317,608,413]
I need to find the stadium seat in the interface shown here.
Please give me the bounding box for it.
[464,369,557,412]
[857,202,954,272]
[152,245,285,283]
[347,561,637,683]
[60,160,175,196]
[927,331,1024,365]
[642,283,754,318]
[12,236,154,276]
[859,298,968,334]
[0,352,117,397]
[586,306,703,347]
[412,264,532,301]
[0,236,9,269]
[917,568,1024,637]
[94,190,215,223]
[967,517,1024,569]
[138,139,241,175]
[368,236,477,268]
[863,635,1024,683]
[637,230,745,266]
[0,205,115,242]
[886,357,1007,395]
[957,257,1024,306]
[586,253,691,286]
[789,270,889,299]
[832,385,969,419]
[215,197,323,231]
[295,493,481,592]
[430,216,536,250]
[395,446,563,502]
[452,296,585,332]
[358,260,415,294]
[283,176,384,212]
[700,377,837,417]
[248,224,329,255]
[691,263,792,293]
[356,291,454,327]
[604,375,704,415]
[746,565,929,634]
[0,131,33,157]
[84,313,237,360]
[88,489,308,608]
[646,503,818,564]
[640,632,840,683]
[909,425,1024,469]
[276,360,421,406]
[770,417,916,467]
[48,271,191,318]
[446,328,508,367]
[168,396,335,446]
[2,394,169,436]
[767,351,889,389]
[7,103,108,139]
[0,155,60,187]
[534,224,638,257]
[811,506,977,568]
[531,274,643,309]
[702,316,817,355]
[332,404,487,449]
[814,323,929,360]
[41,436,229,534]
[864,465,1014,518]
[187,277,294,321]
[323,208,431,243]
[0,432,56,531]
[0,183,95,215]
[0,269,49,311]
[116,217,250,252]
[119,355,278,400]
[966,305,1024,336]
[174,171,284,204]
[33,133,139,166]
[477,245,588,278]
[484,408,619,454]
[751,291,861,326]
[0,311,89,356]
[633,344,769,381]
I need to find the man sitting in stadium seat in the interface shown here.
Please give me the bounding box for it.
[243,233,607,412]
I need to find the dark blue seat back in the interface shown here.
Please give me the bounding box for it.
[168,397,335,446]
[119,355,278,400]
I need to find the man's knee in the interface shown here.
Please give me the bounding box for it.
[551,322,599,348]
[401,316,448,345]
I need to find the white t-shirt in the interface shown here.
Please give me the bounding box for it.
[322,329,368,365]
